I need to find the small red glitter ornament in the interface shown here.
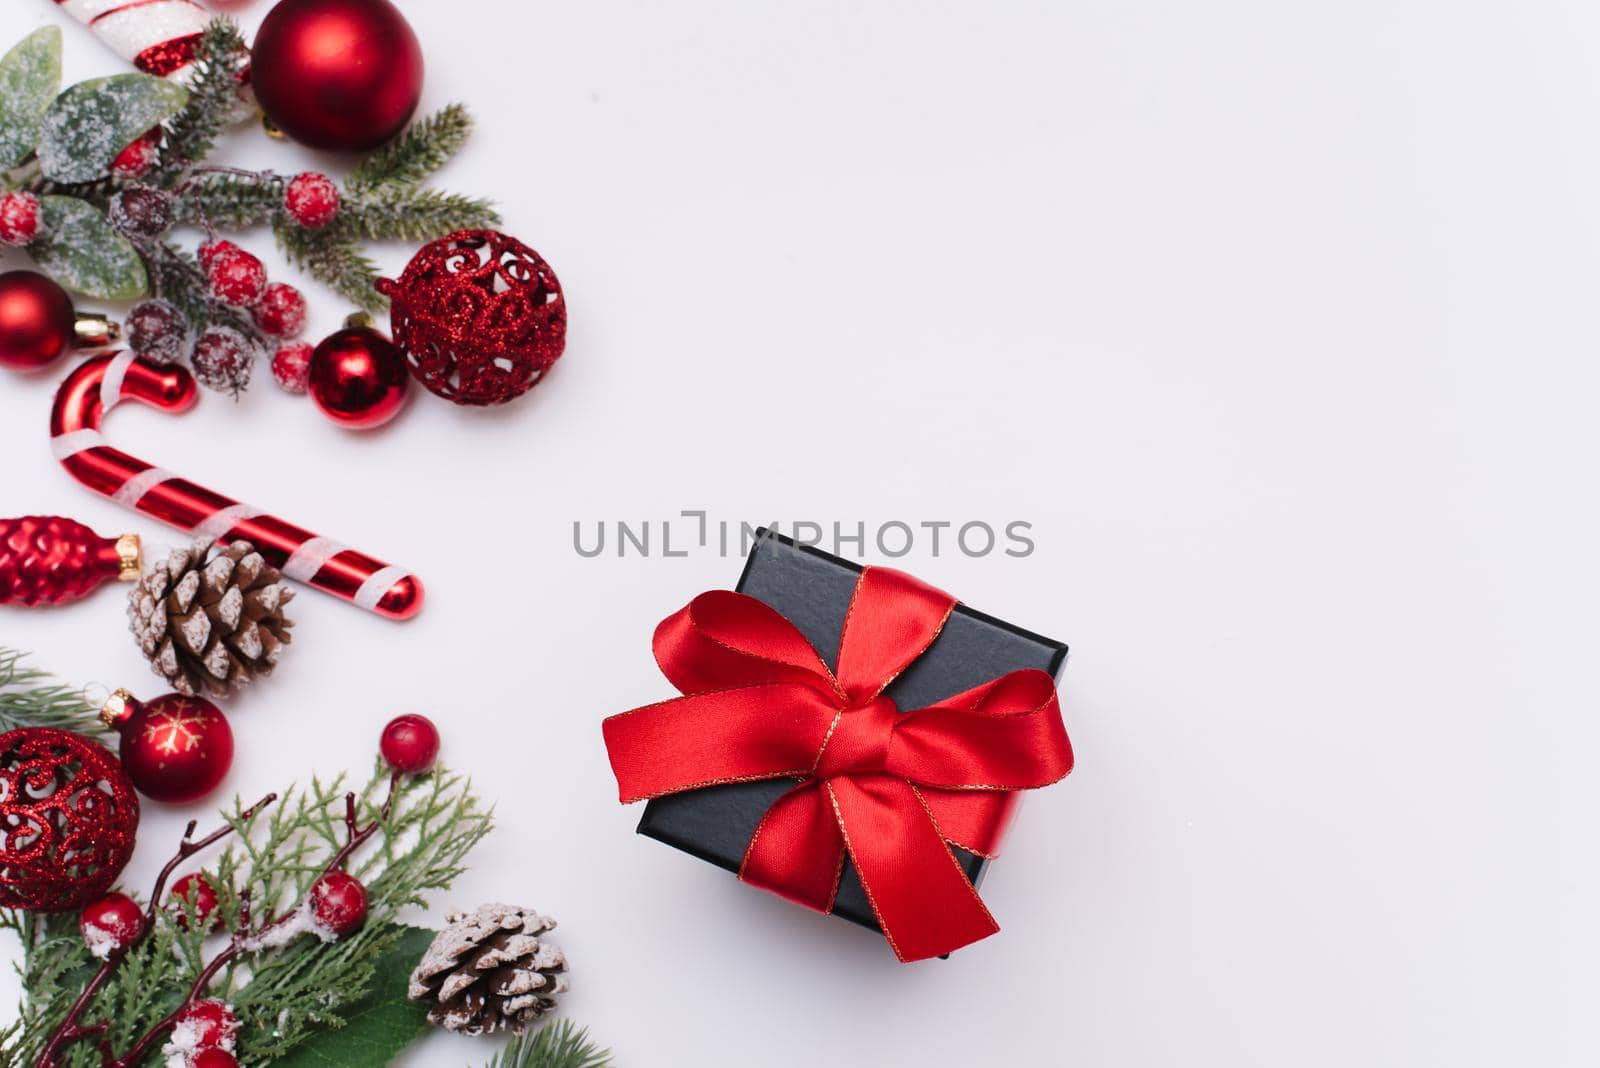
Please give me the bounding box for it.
[169,871,224,931]
[309,870,367,936]
[101,690,235,805]
[0,516,141,606]
[380,713,439,774]
[80,892,145,958]
[252,0,424,151]
[378,230,567,407]
[0,728,140,913]
[308,321,410,428]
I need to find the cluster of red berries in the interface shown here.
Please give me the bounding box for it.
[71,714,441,1064]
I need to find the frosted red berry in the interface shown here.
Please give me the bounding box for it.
[380,714,440,774]
[80,893,145,959]
[169,872,224,932]
[205,243,268,307]
[111,128,162,179]
[284,172,340,229]
[127,299,191,364]
[0,192,40,246]
[308,871,367,937]
[192,327,257,394]
[254,282,307,337]
[175,999,240,1050]
[108,186,174,241]
[271,341,313,393]
[190,1050,239,1068]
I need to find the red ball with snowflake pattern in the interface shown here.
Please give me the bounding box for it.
[102,691,234,804]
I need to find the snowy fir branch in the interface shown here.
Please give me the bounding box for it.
[0,648,104,736]
[347,102,475,190]
[157,20,249,174]
[483,1021,613,1068]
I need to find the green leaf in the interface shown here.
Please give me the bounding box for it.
[268,926,435,1068]
[0,27,61,167]
[29,196,148,300]
[37,73,187,183]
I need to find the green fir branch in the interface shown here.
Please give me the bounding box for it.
[484,1021,613,1068]
[340,186,500,242]
[160,19,249,175]
[274,218,387,311]
[3,759,491,1067]
[0,648,104,736]
[176,171,285,230]
[348,103,475,190]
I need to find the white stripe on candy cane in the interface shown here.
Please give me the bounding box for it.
[354,566,410,612]
[111,465,174,508]
[282,537,349,583]
[50,428,108,460]
[99,350,138,412]
[192,502,263,542]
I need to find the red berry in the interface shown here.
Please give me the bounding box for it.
[174,999,240,1051]
[111,127,162,179]
[169,872,224,932]
[271,341,313,393]
[308,871,367,937]
[126,299,192,364]
[79,893,145,959]
[284,172,340,229]
[108,185,174,241]
[190,1050,239,1068]
[253,282,307,337]
[191,327,258,395]
[205,242,268,307]
[0,192,40,246]
[380,714,440,774]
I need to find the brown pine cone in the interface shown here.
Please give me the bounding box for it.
[127,538,293,698]
[408,904,568,1036]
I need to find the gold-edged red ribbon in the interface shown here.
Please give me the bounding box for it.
[602,566,1073,962]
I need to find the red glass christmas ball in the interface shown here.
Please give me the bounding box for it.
[252,0,424,151]
[0,727,140,912]
[308,326,410,429]
[377,230,567,406]
[106,693,234,805]
[0,270,76,372]
[380,714,439,774]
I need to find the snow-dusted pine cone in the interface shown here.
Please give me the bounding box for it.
[127,539,294,698]
[408,905,568,1036]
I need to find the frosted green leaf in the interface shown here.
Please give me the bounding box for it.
[38,73,187,183]
[30,195,148,300]
[0,26,62,167]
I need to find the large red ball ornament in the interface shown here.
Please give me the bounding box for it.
[0,727,140,912]
[378,230,568,407]
[308,324,410,429]
[0,270,76,372]
[102,691,234,805]
[251,0,425,151]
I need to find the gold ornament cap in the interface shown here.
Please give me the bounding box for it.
[74,312,121,348]
[100,688,138,731]
[115,533,142,581]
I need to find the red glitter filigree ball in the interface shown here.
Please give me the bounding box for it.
[0,728,140,913]
[377,230,567,407]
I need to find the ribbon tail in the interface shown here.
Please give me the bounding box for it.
[739,782,845,913]
[827,776,999,962]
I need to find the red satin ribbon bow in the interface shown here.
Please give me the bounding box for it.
[602,566,1073,962]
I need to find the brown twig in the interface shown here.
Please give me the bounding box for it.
[32,794,276,1068]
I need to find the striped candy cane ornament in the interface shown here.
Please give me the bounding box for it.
[53,0,213,80]
[51,353,424,620]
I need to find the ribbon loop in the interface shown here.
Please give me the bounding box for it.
[602,565,1072,962]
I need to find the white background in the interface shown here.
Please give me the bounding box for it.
[2,1,1596,1064]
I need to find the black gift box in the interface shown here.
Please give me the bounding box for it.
[636,530,1068,940]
